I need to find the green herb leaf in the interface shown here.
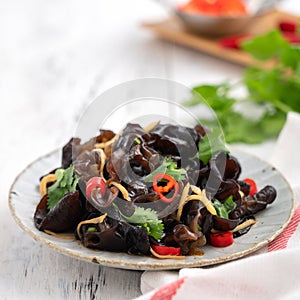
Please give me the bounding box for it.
[47,165,79,210]
[185,29,300,144]
[144,157,186,182]
[87,227,97,233]
[198,129,229,164]
[241,30,289,61]
[243,67,282,103]
[190,83,235,112]
[213,196,236,219]
[281,46,300,71]
[134,137,141,144]
[121,206,164,240]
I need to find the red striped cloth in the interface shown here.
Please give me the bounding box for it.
[268,204,300,252]
[151,277,185,300]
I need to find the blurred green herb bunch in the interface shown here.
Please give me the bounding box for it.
[186,30,300,144]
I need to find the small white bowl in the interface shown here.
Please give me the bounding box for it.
[172,0,278,36]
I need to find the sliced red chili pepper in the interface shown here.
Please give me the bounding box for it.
[86,177,106,199]
[152,245,181,256]
[279,20,297,33]
[153,173,179,203]
[243,178,257,197]
[210,231,234,247]
[218,34,250,50]
[282,32,300,45]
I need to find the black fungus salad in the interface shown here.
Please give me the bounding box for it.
[34,122,277,259]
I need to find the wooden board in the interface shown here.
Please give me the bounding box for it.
[142,10,299,67]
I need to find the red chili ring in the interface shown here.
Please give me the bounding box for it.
[153,173,179,203]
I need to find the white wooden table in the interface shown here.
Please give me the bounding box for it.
[0,0,298,299]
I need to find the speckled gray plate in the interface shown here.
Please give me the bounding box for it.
[9,149,294,270]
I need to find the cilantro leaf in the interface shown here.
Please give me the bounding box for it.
[198,129,229,164]
[144,157,186,182]
[121,206,164,240]
[243,67,282,103]
[185,29,300,144]
[281,46,300,70]
[47,165,79,209]
[190,83,235,112]
[213,196,236,219]
[241,30,289,61]
[140,220,164,240]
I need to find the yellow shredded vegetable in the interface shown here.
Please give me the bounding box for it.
[39,174,56,197]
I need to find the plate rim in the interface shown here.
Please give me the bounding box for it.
[8,148,295,270]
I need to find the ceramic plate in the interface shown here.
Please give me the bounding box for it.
[9,149,294,270]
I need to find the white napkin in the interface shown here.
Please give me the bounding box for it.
[271,111,300,201]
[137,111,300,300]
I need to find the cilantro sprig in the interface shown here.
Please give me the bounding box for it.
[119,206,164,240]
[185,29,300,144]
[213,196,236,219]
[47,165,79,209]
[198,128,229,164]
[143,157,186,182]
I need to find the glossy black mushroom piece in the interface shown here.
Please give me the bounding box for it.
[62,129,115,168]
[34,191,84,232]
[230,185,277,219]
[78,216,150,255]
[212,214,240,231]
[204,151,242,205]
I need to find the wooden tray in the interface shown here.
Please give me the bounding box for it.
[142,10,299,67]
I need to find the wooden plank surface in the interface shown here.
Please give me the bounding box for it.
[142,10,300,67]
[1,221,142,300]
